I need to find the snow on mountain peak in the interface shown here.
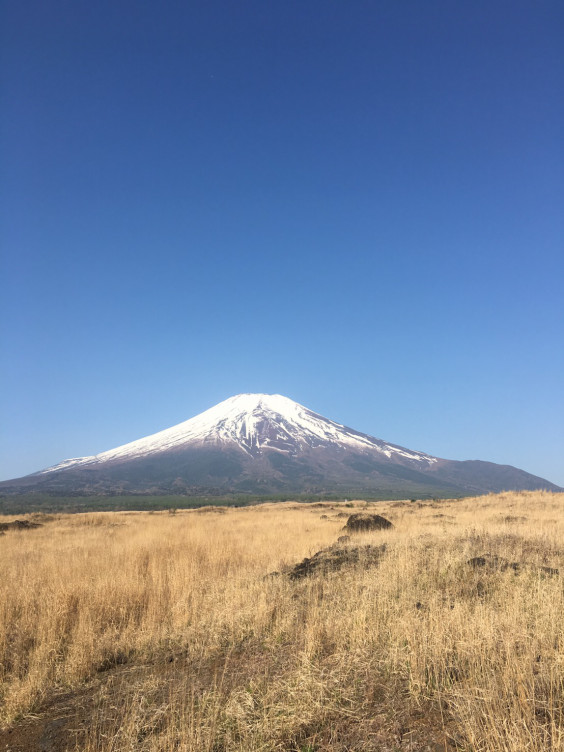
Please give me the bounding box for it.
[39,393,437,474]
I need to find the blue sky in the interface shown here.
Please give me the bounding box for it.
[1,1,563,486]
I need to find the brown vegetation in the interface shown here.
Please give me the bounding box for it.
[0,491,563,751]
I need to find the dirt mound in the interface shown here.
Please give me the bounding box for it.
[0,519,42,532]
[287,543,387,580]
[344,513,393,532]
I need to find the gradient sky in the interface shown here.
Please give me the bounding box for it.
[1,1,563,486]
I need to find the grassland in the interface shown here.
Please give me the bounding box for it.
[0,491,562,751]
[0,490,446,515]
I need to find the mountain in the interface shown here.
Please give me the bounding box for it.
[0,393,560,497]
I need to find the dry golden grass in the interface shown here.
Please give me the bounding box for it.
[0,491,563,751]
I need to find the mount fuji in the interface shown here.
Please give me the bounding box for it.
[1,394,560,497]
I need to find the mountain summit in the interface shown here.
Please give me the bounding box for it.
[1,394,560,497]
[39,393,437,473]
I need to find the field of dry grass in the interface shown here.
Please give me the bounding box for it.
[0,490,562,751]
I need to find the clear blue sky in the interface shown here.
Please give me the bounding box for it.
[1,1,563,486]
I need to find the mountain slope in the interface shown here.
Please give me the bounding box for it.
[36,394,439,471]
[0,394,560,497]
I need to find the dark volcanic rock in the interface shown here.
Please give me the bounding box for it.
[468,555,559,577]
[467,555,520,572]
[540,566,560,576]
[345,513,393,532]
[0,519,42,532]
[288,543,387,580]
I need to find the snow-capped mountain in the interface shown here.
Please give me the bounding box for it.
[1,394,560,497]
[39,393,438,473]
